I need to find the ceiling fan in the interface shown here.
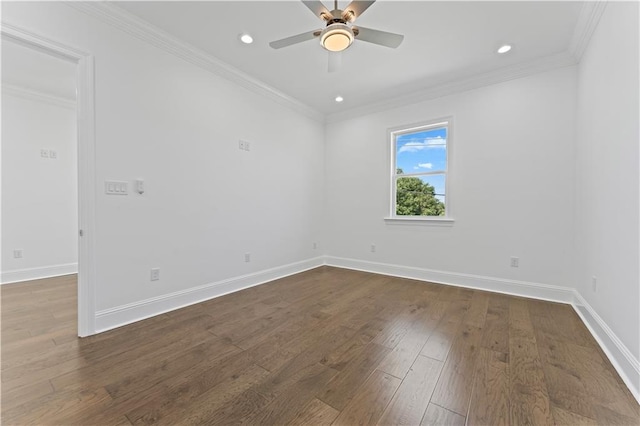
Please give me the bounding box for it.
[269,0,404,72]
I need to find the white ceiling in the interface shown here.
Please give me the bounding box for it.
[1,38,77,100]
[115,1,584,116]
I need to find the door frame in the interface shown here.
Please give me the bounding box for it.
[2,22,97,336]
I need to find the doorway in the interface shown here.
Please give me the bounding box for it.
[1,24,96,337]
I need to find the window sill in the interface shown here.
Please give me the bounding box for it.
[383,217,455,226]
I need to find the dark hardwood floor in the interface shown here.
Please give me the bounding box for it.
[1,267,638,425]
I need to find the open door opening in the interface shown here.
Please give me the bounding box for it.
[1,24,97,337]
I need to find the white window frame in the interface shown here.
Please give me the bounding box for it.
[385,117,454,224]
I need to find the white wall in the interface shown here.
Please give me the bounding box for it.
[3,4,637,401]
[575,1,639,366]
[323,3,639,397]
[325,67,577,290]
[1,92,78,282]
[2,3,325,328]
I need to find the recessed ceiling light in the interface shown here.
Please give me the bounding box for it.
[240,34,253,44]
[497,44,512,54]
[335,95,344,103]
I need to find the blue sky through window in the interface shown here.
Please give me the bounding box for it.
[396,127,447,200]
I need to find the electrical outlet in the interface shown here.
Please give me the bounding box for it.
[40,149,49,158]
[510,256,519,267]
[245,252,251,262]
[592,276,597,292]
[244,141,250,151]
[370,244,376,253]
[13,249,23,259]
[150,268,160,281]
[239,140,245,150]
[49,150,57,159]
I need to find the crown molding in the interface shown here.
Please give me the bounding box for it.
[2,83,76,109]
[63,1,604,125]
[1,21,90,61]
[64,1,325,123]
[327,0,605,123]
[568,0,608,62]
[326,51,577,123]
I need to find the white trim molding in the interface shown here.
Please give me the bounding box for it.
[383,217,455,226]
[94,256,325,333]
[2,83,76,109]
[323,256,639,403]
[325,52,577,123]
[64,1,324,123]
[89,251,639,402]
[568,0,608,62]
[324,256,575,303]
[1,263,78,285]
[572,291,640,404]
[64,1,605,126]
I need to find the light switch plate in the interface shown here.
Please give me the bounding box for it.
[105,180,128,195]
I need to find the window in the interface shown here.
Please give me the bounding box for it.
[389,119,451,220]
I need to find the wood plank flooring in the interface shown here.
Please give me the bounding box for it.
[2,268,638,425]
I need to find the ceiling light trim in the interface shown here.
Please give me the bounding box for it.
[568,0,607,62]
[65,2,324,123]
[326,51,577,123]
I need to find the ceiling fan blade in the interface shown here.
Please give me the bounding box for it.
[342,1,376,21]
[328,51,342,73]
[269,30,321,49]
[353,26,404,48]
[301,0,332,20]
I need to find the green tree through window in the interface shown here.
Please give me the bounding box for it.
[395,169,445,216]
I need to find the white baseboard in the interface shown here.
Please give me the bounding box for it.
[91,253,639,403]
[94,256,325,333]
[1,263,78,284]
[572,291,640,404]
[324,255,639,404]
[324,256,575,303]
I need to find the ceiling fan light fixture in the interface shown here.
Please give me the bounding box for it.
[320,23,354,52]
